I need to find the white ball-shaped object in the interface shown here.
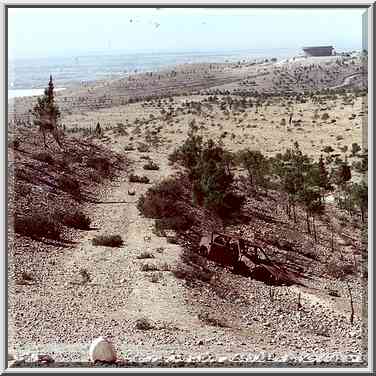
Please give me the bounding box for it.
[89,336,116,363]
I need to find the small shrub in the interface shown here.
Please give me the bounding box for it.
[137,251,155,259]
[150,272,163,283]
[56,210,91,230]
[9,138,20,150]
[79,268,91,283]
[86,157,111,176]
[33,151,54,164]
[198,312,229,328]
[92,234,124,247]
[135,318,153,330]
[143,160,160,171]
[14,213,61,240]
[303,249,320,261]
[129,174,150,184]
[137,178,184,218]
[167,236,179,244]
[160,262,170,271]
[88,170,103,183]
[172,264,213,283]
[140,263,158,272]
[327,259,356,279]
[321,113,330,121]
[137,143,150,153]
[155,216,193,233]
[58,175,80,195]
[15,183,32,198]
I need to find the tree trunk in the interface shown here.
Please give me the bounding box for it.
[313,216,317,242]
[306,210,311,234]
[346,282,354,325]
[293,201,297,223]
[331,228,334,252]
[287,199,291,219]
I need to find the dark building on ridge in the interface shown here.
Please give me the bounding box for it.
[302,46,334,57]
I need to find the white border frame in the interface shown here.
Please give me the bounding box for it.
[0,1,373,373]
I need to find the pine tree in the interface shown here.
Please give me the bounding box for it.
[32,75,61,121]
[32,75,62,148]
[352,181,368,223]
[318,154,332,202]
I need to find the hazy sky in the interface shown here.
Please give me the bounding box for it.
[8,7,366,59]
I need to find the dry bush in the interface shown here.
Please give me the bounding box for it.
[172,264,213,284]
[140,263,158,272]
[14,213,61,240]
[58,175,80,196]
[33,151,54,164]
[160,262,170,271]
[137,143,150,153]
[198,312,230,328]
[86,156,111,176]
[137,251,155,259]
[15,183,32,198]
[167,235,179,244]
[326,259,357,279]
[55,210,91,230]
[9,138,20,150]
[137,177,185,219]
[150,272,163,283]
[135,318,154,330]
[92,234,123,247]
[124,144,135,151]
[88,170,103,183]
[155,216,193,233]
[143,160,160,171]
[129,174,150,184]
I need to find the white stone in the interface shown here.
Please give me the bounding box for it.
[89,336,116,363]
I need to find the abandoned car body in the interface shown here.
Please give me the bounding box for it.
[199,231,301,285]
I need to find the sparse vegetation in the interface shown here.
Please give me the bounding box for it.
[129,174,150,183]
[198,312,230,328]
[33,151,54,164]
[86,156,111,176]
[55,210,91,230]
[137,177,186,219]
[137,143,150,153]
[137,251,155,259]
[149,272,163,283]
[143,160,160,171]
[140,263,158,272]
[58,175,80,196]
[14,213,61,240]
[135,318,154,330]
[92,234,124,247]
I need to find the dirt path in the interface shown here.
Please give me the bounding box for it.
[10,146,203,361]
[61,148,199,348]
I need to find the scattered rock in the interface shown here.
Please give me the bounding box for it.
[89,336,116,364]
[31,354,55,364]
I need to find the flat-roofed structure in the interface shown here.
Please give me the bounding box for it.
[302,46,334,57]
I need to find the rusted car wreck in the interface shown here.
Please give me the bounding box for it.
[199,231,301,285]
